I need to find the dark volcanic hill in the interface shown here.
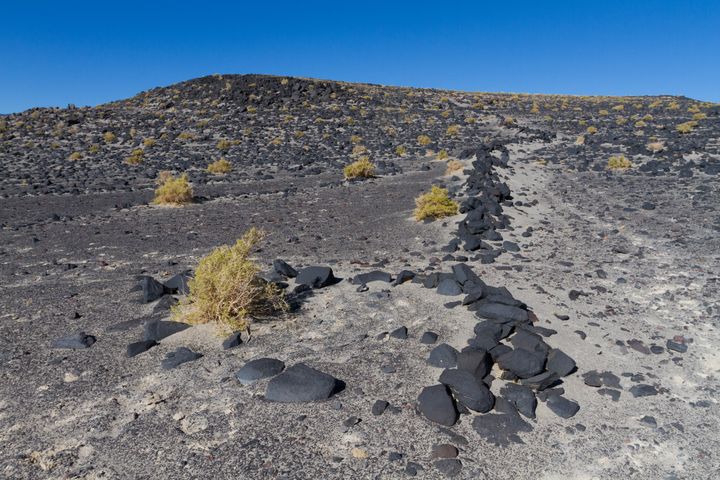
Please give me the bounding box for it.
[1,75,719,479]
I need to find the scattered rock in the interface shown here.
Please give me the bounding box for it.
[417,384,458,426]
[428,344,459,368]
[630,384,658,398]
[161,347,203,369]
[236,358,286,385]
[265,363,343,402]
[546,395,580,418]
[420,331,439,344]
[295,266,338,288]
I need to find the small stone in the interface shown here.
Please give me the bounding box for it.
[390,326,408,340]
[430,444,458,459]
[140,276,167,303]
[273,259,298,278]
[420,331,439,344]
[546,348,576,377]
[428,344,459,368]
[405,462,423,476]
[371,400,389,416]
[630,384,658,397]
[351,270,392,284]
[52,332,96,349]
[666,340,688,353]
[236,358,285,385]
[434,458,462,477]
[598,388,621,401]
[222,332,243,350]
[546,395,580,418]
[295,266,337,288]
[437,279,463,296]
[417,384,458,426]
[439,369,495,413]
[388,452,403,462]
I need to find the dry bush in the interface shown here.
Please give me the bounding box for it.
[153,173,193,205]
[676,121,697,134]
[126,148,144,165]
[417,135,432,146]
[437,149,449,160]
[586,126,598,134]
[446,159,463,175]
[414,185,459,221]
[69,152,82,161]
[173,228,287,332]
[395,145,407,156]
[607,155,632,170]
[446,124,460,136]
[646,141,665,153]
[103,131,116,143]
[217,139,232,151]
[344,156,375,180]
[207,158,232,174]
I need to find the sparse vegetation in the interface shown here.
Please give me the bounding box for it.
[344,156,375,180]
[446,159,463,175]
[153,173,193,205]
[437,149,449,160]
[414,185,459,221]
[446,124,460,136]
[607,155,632,170]
[217,139,232,151]
[69,152,82,161]
[173,228,288,332]
[395,145,407,156]
[126,148,144,165]
[417,135,432,146]
[646,141,665,153]
[676,121,697,134]
[143,137,156,148]
[207,158,232,174]
[586,126,598,134]
[103,131,116,143]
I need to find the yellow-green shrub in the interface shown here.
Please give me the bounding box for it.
[207,158,232,174]
[153,173,193,205]
[173,228,287,332]
[446,124,460,136]
[417,135,432,146]
[414,185,458,221]
[344,156,375,180]
[103,131,116,143]
[608,155,632,170]
[586,126,598,134]
[395,145,407,156]
[676,121,697,134]
[446,159,463,175]
[437,149,449,160]
[69,152,82,161]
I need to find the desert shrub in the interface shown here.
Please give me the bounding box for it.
[646,141,665,153]
[417,135,432,146]
[69,152,82,161]
[217,139,232,151]
[446,159,463,174]
[446,124,460,136]
[464,116,476,124]
[441,110,450,118]
[414,185,459,221]
[178,132,194,141]
[437,149,449,160]
[126,148,144,165]
[207,158,232,174]
[616,117,627,125]
[246,106,257,113]
[634,120,647,128]
[153,173,193,205]
[608,155,632,170]
[143,137,156,148]
[173,228,287,332]
[693,112,707,121]
[502,116,516,126]
[87,144,99,154]
[586,126,598,134]
[103,131,116,143]
[395,145,407,156]
[270,137,283,146]
[0,119,7,133]
[350,135,362,144]
[612,104,625,111]
[667,101,680,110]
[351,144,368,156]
[676,121,697,134]
[344,156,375,180]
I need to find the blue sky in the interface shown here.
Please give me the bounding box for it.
[1,0,718,113]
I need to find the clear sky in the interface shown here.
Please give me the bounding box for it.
[1,0,718,113]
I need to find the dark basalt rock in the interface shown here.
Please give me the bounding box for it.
[420,331,439,344]
[392,270,415,286]
[52,331,96,349]
[143,319,191,342]
[436,278,463,296]
[497,349,546,379]
[417,384,458,426]
[428,344,459,368]
[434,458,463,477]
[273,259,298,278]
[456,348,492,379]
[546,348,577,377]
[265,363,343,402]
[473,302,528,323]
[164,270,193,295]
[439,368,495,413]
[139,276,169,303]
[236,358,285,385]
[519,371,560,391]
[162,347,203,369]
[390,326,408,340]
[630,384,658,397]
[295,266,338,288]
[546,395,580,418]
[222,332,243,349]
[500,383,537,419]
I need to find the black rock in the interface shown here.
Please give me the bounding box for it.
[488,344,513,361]
[546,348,577,377]
[451,263,480,285]
[598,388,621,401]
[437,279,462,296]
[439,369,495,413]
[140,276,167,303]
[497,349,546,378]
[510,329,550,355]
[666,340,688,353]
[222,332,243,349]
[474,302,528,323]
[295,266,338,288]
[372,399,389,416]
[351,270,392,285]
[265,363,343,402]
[405,462,423,476]
[519,371,559,391]
[420,331,439,344]
[434,458,462,477]
[546,395,580,418]
[392,270,415,286]
[630,384,658,397]
[126,340,157,357]
[472,410,532,447]
[236,358,285,385]
[161,347,203,369]
[500,383,537,419]
[428,344,459,368]
[152,295,178,315]
[456,348,492,379]
[52,331,96,349]
[390,326,408,340]
[143,319,190,342]
[273,259,298,278]
[164,270,193,295]
[417,384,458,426]
[502,241,520,252]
